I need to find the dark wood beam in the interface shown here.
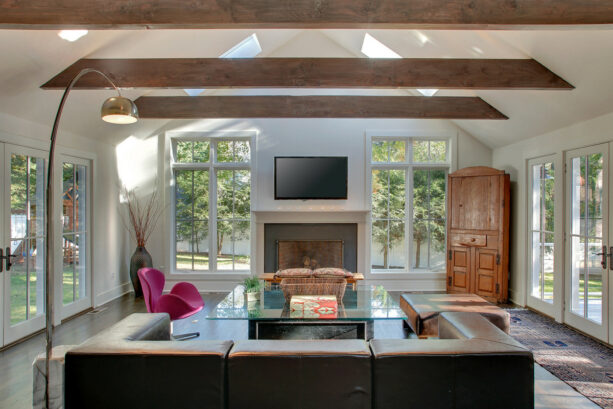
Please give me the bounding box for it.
[133,96,507,120]
[2,0,613,29]
[42,58,573,90]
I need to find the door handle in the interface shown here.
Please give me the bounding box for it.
[609,247,613,271]
[595,245,608,269]
[3,247,17,271]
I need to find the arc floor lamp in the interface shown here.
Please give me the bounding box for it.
[45,68,138,408]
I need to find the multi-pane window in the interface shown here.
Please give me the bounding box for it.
[172,138,251,272]
[529,161,555,304]
[370,138,449,272]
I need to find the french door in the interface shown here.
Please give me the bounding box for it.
[56,155,91,320]
[565,143,611,342]
[2,144,47,345]
[527,155,564,321]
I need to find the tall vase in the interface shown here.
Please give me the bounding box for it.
[130,246,152,298]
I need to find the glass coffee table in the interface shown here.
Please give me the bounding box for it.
[207,284,405,340]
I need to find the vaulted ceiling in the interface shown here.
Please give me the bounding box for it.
[1,28,613,148]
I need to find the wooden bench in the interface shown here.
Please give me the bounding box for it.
[258,273,365,290]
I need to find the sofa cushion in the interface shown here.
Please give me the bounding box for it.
[228,340,372,409]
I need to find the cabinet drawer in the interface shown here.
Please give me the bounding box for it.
[450,233,486,247]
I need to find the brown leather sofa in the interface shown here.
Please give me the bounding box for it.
[64,312,533,409]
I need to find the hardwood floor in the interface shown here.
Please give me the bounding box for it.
[0,294,146,409]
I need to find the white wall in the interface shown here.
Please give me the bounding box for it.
[127,117,492,291]
[493,110,613,308]
[0,111,130,321]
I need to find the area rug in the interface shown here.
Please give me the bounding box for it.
[509,309,613,408]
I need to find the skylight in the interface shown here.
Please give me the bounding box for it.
[58,30,88,42]
[184,34,262,96]
[416,89,438,97]
[361,33,439,97]
[183,89,205,97]
[361,33,401,59]
[220,33,262,59]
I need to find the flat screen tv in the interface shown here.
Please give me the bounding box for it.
[275,156,348,200]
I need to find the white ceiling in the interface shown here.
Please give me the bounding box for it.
[1,28,612,149]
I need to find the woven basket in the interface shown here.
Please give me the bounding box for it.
[280,277,347,304]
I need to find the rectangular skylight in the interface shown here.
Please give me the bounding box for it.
[58,30,88,42]
[184,89,205,97]
[361,33,401,59]
[416,89,438,97]
[184,34,262,96]
[361,33,438,97]
[220,33,262,59]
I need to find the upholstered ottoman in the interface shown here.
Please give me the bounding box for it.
[400,293,510,337]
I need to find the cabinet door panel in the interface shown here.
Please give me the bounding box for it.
[448,246,470,293]
[450,175,500,231]
[475,248,497,298]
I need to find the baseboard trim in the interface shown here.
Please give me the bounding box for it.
[95,282,132,307]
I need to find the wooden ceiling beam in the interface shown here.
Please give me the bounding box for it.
[42,58,573,90]
[2,0,613,29]
[133,96,508,120]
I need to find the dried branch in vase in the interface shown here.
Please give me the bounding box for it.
[120,186,164,248]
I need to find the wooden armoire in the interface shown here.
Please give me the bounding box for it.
[446,167,510,303]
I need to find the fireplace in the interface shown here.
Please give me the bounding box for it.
[264,224,357,272]
[277,240,344,270]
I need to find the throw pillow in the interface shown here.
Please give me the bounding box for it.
[313,267,353,278]
[274,268,313,278]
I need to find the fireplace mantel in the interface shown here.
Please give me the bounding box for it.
[253,210,369,224]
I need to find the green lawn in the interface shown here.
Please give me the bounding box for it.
[542,272,602,299]
[176,252,250,270]
[10,268,78,325]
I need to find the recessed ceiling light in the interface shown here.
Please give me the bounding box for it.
[361,33,401,59]
[416,89,439,97]
[58,30,88,42]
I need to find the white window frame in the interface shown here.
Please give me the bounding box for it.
[365,131,455,278]
[169,131,256,276]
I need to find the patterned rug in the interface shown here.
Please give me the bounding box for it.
[509,309,613,408]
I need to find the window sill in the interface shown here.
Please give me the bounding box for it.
[369,270,446,280]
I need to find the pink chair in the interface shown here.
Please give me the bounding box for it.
[138,267,204,339]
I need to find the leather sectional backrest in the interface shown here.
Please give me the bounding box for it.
[228,339,372,409]
[370,312,534,409]
[64,313,233,409]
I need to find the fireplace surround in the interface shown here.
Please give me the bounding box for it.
[264,223,358,273]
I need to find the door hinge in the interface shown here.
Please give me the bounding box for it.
[496,254,501,265]
[448,276,453,287]
[495,283,500,294]
[448,250,452,260]
[502,199,505,208]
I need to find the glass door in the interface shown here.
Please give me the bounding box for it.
[57,156,91,320]
[527,155,563,321]
[2,144,46,345]
[565,144,609,342]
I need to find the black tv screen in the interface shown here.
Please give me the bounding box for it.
[275,156,348,200]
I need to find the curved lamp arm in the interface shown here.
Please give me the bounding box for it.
[44,68,128,409]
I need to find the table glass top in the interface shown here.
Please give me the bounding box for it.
[207,285,405,321]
